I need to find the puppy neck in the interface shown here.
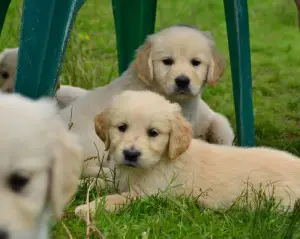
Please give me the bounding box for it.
[117,157,184,194]
[175,96,199,123]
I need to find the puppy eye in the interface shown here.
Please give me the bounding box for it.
[118,123,128,133]
[191,59,201,67]
[1,72,9,79]
[162,57,174,66]
[147,128,159,137]
[8,173,30,193]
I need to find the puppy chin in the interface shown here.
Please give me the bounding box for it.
[120,158,159,169]
[168,87,200,100]
[121,160,140,168]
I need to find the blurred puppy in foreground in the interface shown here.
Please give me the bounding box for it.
[0,93,82,239]
[75,90,300,217]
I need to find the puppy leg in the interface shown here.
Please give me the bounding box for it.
[81,151,112,178]
[207,112,235,145]
[81,165,112,178]
[75,192,140,217]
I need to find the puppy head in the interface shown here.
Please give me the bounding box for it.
[94,90,192,170]
[134,25,225,101]
[0,93,82,238]
[0,48,18,93]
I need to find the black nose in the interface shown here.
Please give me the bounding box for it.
[0,230,8,239]
[175,75,190,89]
[123,148,141,162]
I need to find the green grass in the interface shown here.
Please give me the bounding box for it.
[2,0,300,238]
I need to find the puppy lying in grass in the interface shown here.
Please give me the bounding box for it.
[75,90,300,217]
[0,47,87,107]
[0,93,83,238]
[59,25,234,178]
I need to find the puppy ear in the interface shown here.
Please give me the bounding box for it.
[51,125,83,219]
[134,41,153,86]
[207,48,225,87]
[168,113,193,160]
[94,110,110,151]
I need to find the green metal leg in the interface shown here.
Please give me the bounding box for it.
[223,0,256,146]
[15,0,86,99]
[0,0,11,35]
[112,0,157,75]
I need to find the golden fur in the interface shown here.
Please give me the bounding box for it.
[75,90,300,217]
[0,93,83,238]
[59,25,234,178]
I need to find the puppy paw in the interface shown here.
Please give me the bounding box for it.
[75,204,92,219]
[102,194,124,212]
[75,199,98,219]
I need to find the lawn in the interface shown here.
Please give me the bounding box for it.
[2,0,300,238]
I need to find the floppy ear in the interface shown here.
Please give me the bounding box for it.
[207,47,225,87]
[51,126,83,219]
[94,110,110,151]
[168,113,193,160]
[134,41,153,86]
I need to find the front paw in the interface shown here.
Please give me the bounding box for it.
[103,194,128,212]
[75,200,97,219]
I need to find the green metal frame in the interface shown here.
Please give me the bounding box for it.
[1,0,255,146]
[112,0,157,74]
[14,0,86,99]
[0,0,11,35]
[223,0,255,146]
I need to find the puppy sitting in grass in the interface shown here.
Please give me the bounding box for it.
[60,25,234,178]
[75,90,300,217]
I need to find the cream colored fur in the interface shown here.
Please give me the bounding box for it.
[59,25,234,178]
[56,85,88,108]
[75,90,300,217]
[0,93,83,239]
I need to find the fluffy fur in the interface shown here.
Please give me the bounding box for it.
[0,93,83,239]
[75,90,300,217]
[59,25,234,178]
[55,85,88,108]
[0,47,85,108]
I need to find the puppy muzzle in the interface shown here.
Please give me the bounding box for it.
[122,147,142,168]
[171,75,200,98]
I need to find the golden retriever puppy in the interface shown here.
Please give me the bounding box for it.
[0,47,86,108]
[0,48,18,93]
[59,25,234,178]
[75,90,300,217]
[0,93,83,239]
